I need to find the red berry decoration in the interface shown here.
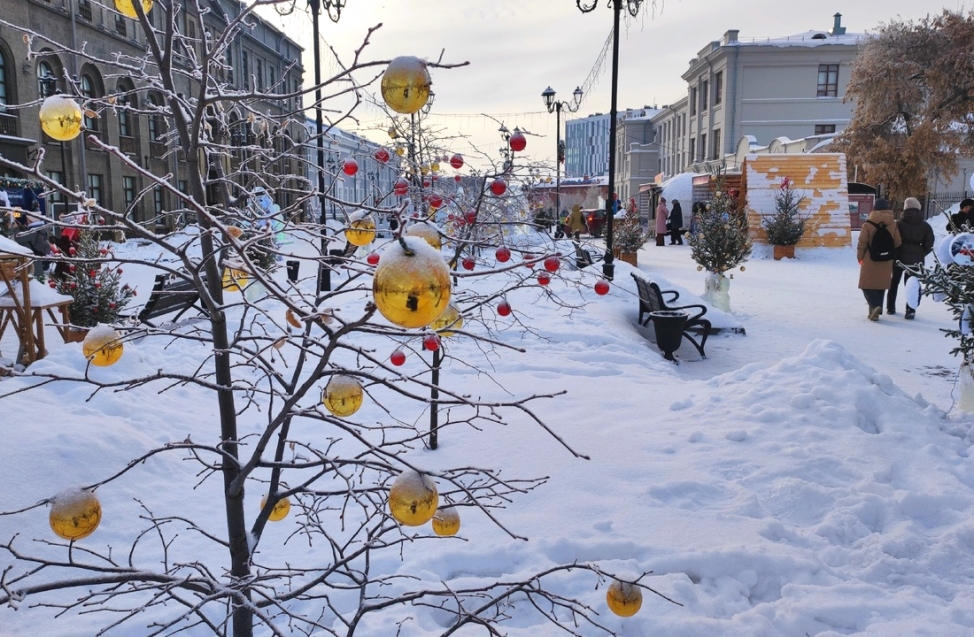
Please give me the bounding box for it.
[99,248,108,255]
[69,247,76,255]
[423,179,431,188]
[461,257,475,271]
[543,256,560,273]
[118,269,123,274]
[374,147,390,164]
[390,349,406,366]
[594,279,610,296]
[94,282,101,289]
[49,281,56,288]
[509,129,527,152]
[69,265,76,273]
[537,273,551,286]
[429,194,443,209]
[367,252,380,266]
[523,254,535,269]
[423,334,440,352]
[393,178,409,196]
[454,175,462,183]
[89,270,97,277]
[489,178,507,197]
[497,301,512,317]
[464,211,477,224]
[495,246,511,263]
[450,153,464,170]
[342,158,359,176]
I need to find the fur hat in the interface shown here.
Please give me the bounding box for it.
[874,198,891,211]
[961,198,974,210]
[903,197,922,211]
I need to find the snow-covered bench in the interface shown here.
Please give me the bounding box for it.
[631,273,711,359]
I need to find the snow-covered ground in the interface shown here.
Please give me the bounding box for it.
[2,224,974,636]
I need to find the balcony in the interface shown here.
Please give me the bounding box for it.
[0,112,18,137]
[119,135,137,155]
[77,0,92,20]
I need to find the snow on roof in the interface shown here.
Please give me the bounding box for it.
[733,31,865,47]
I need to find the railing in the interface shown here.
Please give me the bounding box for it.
[77,0,92,20]
[0,112,18,137]
[119,135,137,155]
[115,15,126,37]
[149,141,166,158]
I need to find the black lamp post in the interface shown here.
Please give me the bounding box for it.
[541,86,582,235]
[576,0,642,280]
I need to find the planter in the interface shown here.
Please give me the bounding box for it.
[618,251,638,267]
[649,310,687,362]
[64,327,90,343]
[773,244,796,260]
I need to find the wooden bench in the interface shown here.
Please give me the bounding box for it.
[630,273,711,359]
[137,273,209,327]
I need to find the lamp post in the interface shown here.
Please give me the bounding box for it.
[541,86,582,239]
[576,0,643,280]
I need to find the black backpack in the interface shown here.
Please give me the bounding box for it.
[865,220,895,261]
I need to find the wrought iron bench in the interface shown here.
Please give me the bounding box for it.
[573,242,602,269]
[630,273,711,359]
[137,273,210,327]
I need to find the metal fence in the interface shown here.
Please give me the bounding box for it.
[925,191,969,222]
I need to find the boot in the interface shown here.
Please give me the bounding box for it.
[905,307,915,320]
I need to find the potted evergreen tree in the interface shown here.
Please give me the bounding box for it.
[687,186,752,312]
[612,211,648,266]
[763,177,808,260]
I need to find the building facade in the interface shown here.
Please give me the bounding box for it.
[564,112,609,179]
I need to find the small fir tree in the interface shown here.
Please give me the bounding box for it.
[688,187,752,274]
[614,211,649,252]
[763,177,808,246]
[53,230,136,327]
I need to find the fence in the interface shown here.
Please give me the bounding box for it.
[925,191,968,222]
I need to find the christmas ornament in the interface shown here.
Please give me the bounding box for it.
[489,178,507,197]
[390,349,406,366]
[82,325,124,366]
[454,175,462,183]
[388,469,438,526]
[393,178,409,196]
[430,304,462,337]
[381,56,432,115]
[367,252,380,266]
[114,0,153,18]
[449,153,464,170]
[461,257,475,271]
[537,273,550,286]
[260,495,291,522]
[497,300,511,317]
[431,161,441,173]
[420,165,429,176]
[431,506,460,536]
[374,147,390,164]
[395,145,406,157]
[373,237,452,328]
[39,95,84,142]
[322,375,364,417]
[345,212,376,246]
[594,280,610,296]
[49,489,101,541]
[543,256,560,273]
[606,580,642,617]
[495,246,511,263]
[405,221,441,249]
[509,129,526,152]
[388,126,399,139]
[429,194,443,209]
[342,158,359,176]
[423,333,440,351]
[423,179,431,189]
[464,211,477,224]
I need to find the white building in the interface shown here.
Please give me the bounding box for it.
[565,113,610,179]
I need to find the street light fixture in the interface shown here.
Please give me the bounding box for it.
[541,85,583,238]
[576,0,643,280]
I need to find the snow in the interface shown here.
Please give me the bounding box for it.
[0,278,73,307]
[2,223,974,636]
[0,235,33,257]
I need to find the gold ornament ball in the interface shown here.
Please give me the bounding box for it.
[260,495,291,522]
[322,375,364,417]
[39,95,84,142]
[606,580,643,617]
[430,303,462,337]
[380,56,432,115]
[49,489,101,541]
[345,214,376,247]
[82,326,124,367]
[405,222,441,250]
[431,162,440,173]
[222,267,249,292]
[395,146,406,157]
[388,126,399,139]
[388,469,438,526]
[431,506,460,536]
[373,237,451,329]
[114,0,152,18]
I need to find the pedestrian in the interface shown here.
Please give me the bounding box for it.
[948,198,974,233]
[857,198,902,321]
[888,196,934,319]
[566,204,586,241]
[13,213,52,277]
[655,197,669,247]
[669,199,684,245]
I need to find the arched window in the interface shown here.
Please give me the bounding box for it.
[116,80,136,138]
[81,73,98,131]
[0,48,9,111]
[147,93,164,142]
[37,61,57,98]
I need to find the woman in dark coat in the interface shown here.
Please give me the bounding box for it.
[669,200,684,245]
[889,197,934,319]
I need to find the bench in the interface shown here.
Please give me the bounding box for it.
[630,273,711,359]
[137,273,209,327]
[573,242,602,269]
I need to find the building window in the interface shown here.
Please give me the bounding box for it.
[689,137,695,160]
[689,87,697,116]
[712,129,721,160]
[817,64,839,97]
[256,59,264,91]
[77,0,92,20]
[241,50,249,88]
[700,80,709,112]
[700,134,707,161]
[81,74,98,131]
[814,124,836,135]
[123,176,136,210]
[115,14,126,36]
[0,49,9,110]
[87,174,102,206]
[37,61,57,98]
[225,48,234,85]
[46,171,64,218]
[147,94,163,141]
[153,186,164,214]
[714,71,723,105]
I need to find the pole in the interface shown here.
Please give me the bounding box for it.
[555,103,561,230]
[430,346,440,450]
[310,0,330,292]
[602,0,622,280]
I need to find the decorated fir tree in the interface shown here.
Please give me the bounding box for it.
[762,177,808,246]
[687,187,752,311]
[53,230,135,327]
[614,211,649,253]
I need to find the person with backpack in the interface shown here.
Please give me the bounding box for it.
[888,197,934,319]
[857,198,902,321]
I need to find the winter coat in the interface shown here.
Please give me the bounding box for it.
[567,205,587,234]
[895,208,934,266]
[857,209,902,290]
[948,210,973,233]
[655,202,669,235]
[14,220,51,258]
[669,202,684,230]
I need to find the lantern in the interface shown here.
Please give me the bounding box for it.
[39,95,84,142]
[260,495,291,522]
[374,147,390,164]
[431,506,460,536]
[449,153,464,170]
[381,56,432,115]
[509,129,526,152]
[405,221,441,250]
[49,489,101,541]
[373,237,451,329]
[322,375,364,417]
[489,178,507,197]
[342,158,359,176]
[606,580,643,617]
[114,0,152,18]
[345,212,376,246]
[388,469,438,526]
[430,303,462,337]
[82,325,124,367]
[393,178,410,196]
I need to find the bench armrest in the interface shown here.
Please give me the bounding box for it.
[668,302,708,324]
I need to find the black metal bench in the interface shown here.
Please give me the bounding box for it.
[630,273,711,359]
[573,242,601,269]
[137,273,209,327]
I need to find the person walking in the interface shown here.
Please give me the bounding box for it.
[669,199,684,245]
[655,197,669,247]
[888,197,934,319]
[566,204,587,241]
[857,198,902,321]
[947,198,974,233]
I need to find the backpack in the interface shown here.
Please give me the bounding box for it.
[865,220,895,261]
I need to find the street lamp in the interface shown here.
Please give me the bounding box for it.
[576,0,643,280]
[541,85,582,238]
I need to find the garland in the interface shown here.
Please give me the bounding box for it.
[0,177,45,191]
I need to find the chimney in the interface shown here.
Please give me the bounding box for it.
[723,29,739,45]
[829,13,846,36]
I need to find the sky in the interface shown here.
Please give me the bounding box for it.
[263,0,956,167]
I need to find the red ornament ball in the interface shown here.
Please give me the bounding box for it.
[390,349,406,366]
[594,279,610,296]
[461,257,475,271]
[367,252,380,266]
[464,211,477,224]
[393,178,409,196]
[495,246,511,263]
[423,180,431,189]
[342,158,359,176]
[48,281,56,288]
[489,178,507,197]
[497,301,512,317]
[429,194,443,209]
[99,248,108,255]
[537,273,551,286]
[450,153,464,170]
[543,256,560,273]
[374,147,390,164]
[423,334,440,352]
[454,175,462,183]
[509,130,527,152]
[69,247,77,255]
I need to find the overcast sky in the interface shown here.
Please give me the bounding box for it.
[267,0,960,168]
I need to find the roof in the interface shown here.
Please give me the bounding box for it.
[731,31,865,48]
